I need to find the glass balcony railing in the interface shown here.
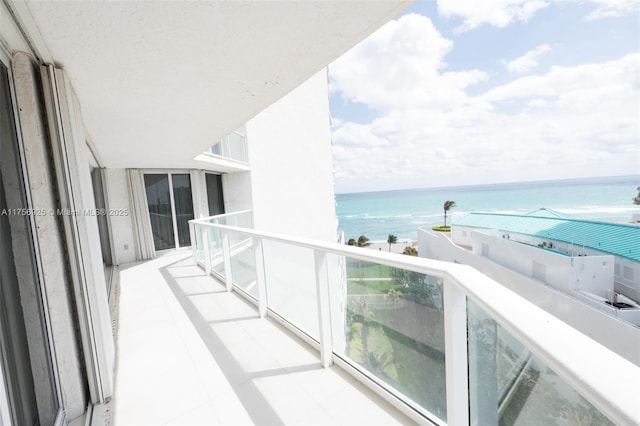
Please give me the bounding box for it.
[207,129,248,164]
[189,210,254,293]
[189,212,639,425]
[467,300,614,425]
[338,257,447,420]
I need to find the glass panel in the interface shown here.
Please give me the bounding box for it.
[205,173,225,216]
[208,227,224,276]
[336,258,447,420]
[229,231,257,298]
[227,211,253,231]
[467,299,614,426]
[194,224,204,264]
[90,169,112,266]
[262,241,319,339]
[227,131,247,162]
[144,174,174,250]
[0,159,39,426]
[194,212,254,282]
[207,210,253,228]
[209,142,222,156]
[172,174,194,247]
[208,129,247,163]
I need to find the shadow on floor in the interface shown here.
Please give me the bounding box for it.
[159,256,323,425]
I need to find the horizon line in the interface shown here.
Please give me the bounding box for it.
[336,174,640,196]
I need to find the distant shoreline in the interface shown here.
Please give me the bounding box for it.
[336,174,639,196]
[358,239,417,254]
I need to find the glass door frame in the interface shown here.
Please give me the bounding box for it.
[143,170,195,251]
[0,355,10,425]
[0,44,64,425]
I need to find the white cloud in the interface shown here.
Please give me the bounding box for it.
[483,53,639,103]
[570,0,640,20]
[329,11,640,193]
[506,44,551,73]
[437,0,550,31]
[332,122,389,147]
[437,0,639,30]
[329,13,488,113]
[527,98,549,107]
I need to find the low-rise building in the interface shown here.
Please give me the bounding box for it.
[418,209,640,364]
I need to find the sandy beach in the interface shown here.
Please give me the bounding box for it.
[361,239,417,254]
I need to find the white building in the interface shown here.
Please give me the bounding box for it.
[418,210,640,365]
[1,2,637,425]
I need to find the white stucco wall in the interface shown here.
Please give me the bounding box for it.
[470,231,614,297]
[191,170,212,219]
[222,171,253,214]
[103,169,136,264]
[418,228,640,366]
[573,255,615,296]
[454,225,640,303]
[118,70,337,245]
[615,257,640,302]
[450,226,473,248]
[0,3,31,55]
[244,69,337,241]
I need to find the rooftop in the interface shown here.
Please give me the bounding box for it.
[453,211,640,262]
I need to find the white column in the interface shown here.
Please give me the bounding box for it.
[221,229,233,292]
[314,250,333,368]
[253,237,268,318]
[202,228,211,275]
[189,223,197,265]
[443,278,469,425]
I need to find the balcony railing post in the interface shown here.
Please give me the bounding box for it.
[189,222,197,265]
[443,277,469,426]
[314,250,333,368]
[220,229,233,292]
[253,237,268,318]
[202,227,211,276]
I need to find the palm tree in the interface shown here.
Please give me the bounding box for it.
[633,186,640,205]
[347,238,356,246]
[387,234,398,251]
[443,200,457,227]
[357,235,371,247]
[350,296,374,357]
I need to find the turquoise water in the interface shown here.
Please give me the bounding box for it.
[336,175,640,241]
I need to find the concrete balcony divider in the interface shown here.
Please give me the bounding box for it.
[190,212,639,426]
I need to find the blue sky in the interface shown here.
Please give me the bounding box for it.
[328,0,639,193]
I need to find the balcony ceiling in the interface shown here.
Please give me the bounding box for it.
[16,0,411,170]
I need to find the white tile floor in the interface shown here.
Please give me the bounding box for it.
[112,251,416,425]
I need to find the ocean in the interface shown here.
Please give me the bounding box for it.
[335,175,640,242]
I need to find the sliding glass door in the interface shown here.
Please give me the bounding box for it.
[205,173,225,216]
[1,56,59,426]
[144,174,173,250]
[172,174,194,247]
[144,173,194,250]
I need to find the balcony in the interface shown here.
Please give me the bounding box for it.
[112,250,411,424]
[110,211,639,425]
[194,129,251,172]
